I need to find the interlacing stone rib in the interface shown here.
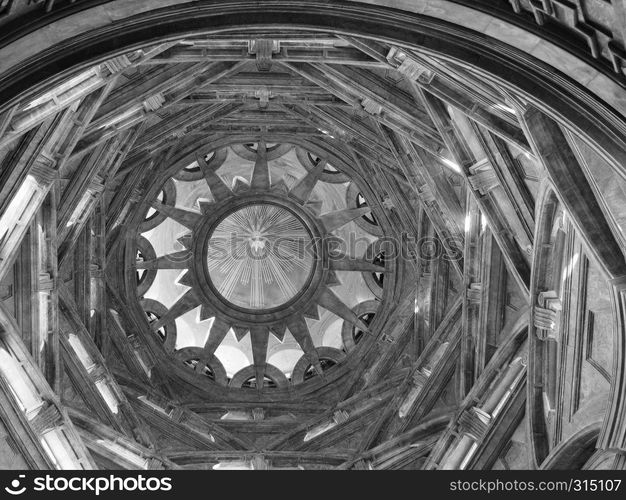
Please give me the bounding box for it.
[320,207,372,233]
[197,153,233,202]
[150,289,201,332]
[250,326,270,390]
[329,252,385,272]
[318,287,371,333]
[136,250,192,270]
[289,159,327,203]
[149,200,202,230]
[250,140,271,190]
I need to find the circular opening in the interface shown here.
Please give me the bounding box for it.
[206,203,315,310]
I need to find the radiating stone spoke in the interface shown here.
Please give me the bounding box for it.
[250,326,270,390]
[136,250,192,270]
[289,159,327,203]
[318,287,370,332]
[287,315,323,375]
[250,140,270,190]
[320,207,372,233]
[150,289,201,332]
[196,153,233,202]
[329,253,385,272]
[150,200,203,230]
[204,317,231,354]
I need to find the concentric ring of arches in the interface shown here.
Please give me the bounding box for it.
[128,141,398,393]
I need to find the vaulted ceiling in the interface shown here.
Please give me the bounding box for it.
[0,0,626,471]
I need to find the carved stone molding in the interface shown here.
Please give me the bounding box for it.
[458,407,490,441]
[29,401,63,435]
[147,457,166,470]
[103,55,132,76]
[38,273,54,292]
[418,184,435,205]
[413,369,428,387]
[468,159,499,196]
[251,454,269,470]
[361,97,383,116]
[509,0,603,60]
[333,410,350,425]
[467,283,482,305]
[534,306,558,338]
[252,407,265,421]
[254,87,271,108]
[248,39,279,72]
[534,290,562,340]
[142,93,165,113]
[30,157,57,184]
[386,47,435,83]
[353,459,373,470]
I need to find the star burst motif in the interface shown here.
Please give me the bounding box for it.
[207,204,314,309]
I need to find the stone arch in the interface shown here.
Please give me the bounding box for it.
[229,364,289,389]
[540,421,602,470]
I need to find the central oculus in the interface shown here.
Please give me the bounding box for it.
[206,203,315,310]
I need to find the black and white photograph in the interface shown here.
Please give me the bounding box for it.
[0,0,625,494]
